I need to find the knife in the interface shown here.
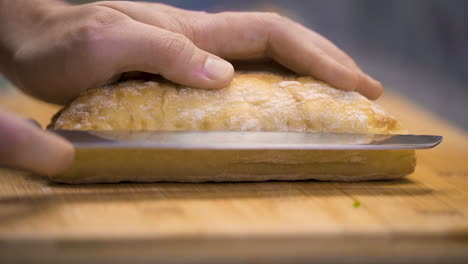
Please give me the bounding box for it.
[49,130,442,150]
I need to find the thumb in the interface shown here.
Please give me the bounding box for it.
[0,109,74,175]
[117,22,234,89]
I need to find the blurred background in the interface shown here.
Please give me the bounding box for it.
[1,0,466,130]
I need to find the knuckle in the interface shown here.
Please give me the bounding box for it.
[87,5,126,28]
[164,33,191,59]
[263,12,286,26]
[72,6,126,53]
[148,2,173,10]
[193,10,208,16]
[11,44,34,73]
[252,12,289,38]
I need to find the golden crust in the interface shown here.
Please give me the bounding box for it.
[51,72,405,134]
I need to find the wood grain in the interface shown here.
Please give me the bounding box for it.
[0,89,467,263]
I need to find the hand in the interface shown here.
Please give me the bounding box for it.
[1,0,383,105]
[0,109,74,175]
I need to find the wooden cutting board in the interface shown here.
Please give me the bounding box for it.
[0,89,467,263]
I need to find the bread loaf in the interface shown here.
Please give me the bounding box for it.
[50,72,415,183]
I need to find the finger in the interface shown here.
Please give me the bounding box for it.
[295,25,361,71]
[300,29,384,99]
[112,22,234,89]
[287,23,384,99]
[0,110,74,175]
[356,74,384,100]
[192,12,383,98]
[98,3,382,98]
[95,4,357,92]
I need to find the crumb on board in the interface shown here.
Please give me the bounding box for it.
[353,201,361,208]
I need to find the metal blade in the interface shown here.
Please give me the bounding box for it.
[50,130,442,150]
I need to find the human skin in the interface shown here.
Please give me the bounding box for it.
[0,0,383,175]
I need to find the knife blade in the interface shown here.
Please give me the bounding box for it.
[49,130,442,150]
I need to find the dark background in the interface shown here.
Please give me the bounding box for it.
[1,0,466,130]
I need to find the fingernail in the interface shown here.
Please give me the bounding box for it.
[203,57,233,80]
